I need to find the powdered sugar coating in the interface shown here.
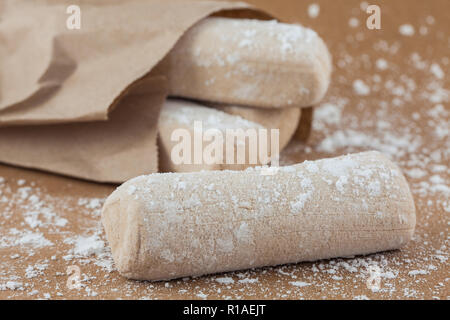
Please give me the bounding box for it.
[102,151,415,281]
[168,17,331,108]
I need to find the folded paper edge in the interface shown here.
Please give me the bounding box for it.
[0,2,275,127]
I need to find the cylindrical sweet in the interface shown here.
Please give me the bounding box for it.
[166,17,332,108]
[211,103,300,148]
[101,151,416,281]
[158,99,295,172]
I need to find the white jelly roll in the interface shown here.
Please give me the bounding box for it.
[158,99,298,172]
[167,17,332,108]
[102,151,415,280]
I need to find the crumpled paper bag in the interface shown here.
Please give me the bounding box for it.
[0,76,167,183]
[0,0,279,182]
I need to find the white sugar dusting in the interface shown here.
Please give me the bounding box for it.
[376,58,388,70]
[349,17,359,28]
[307,4,320,19]
[430,64,444,79]
[0,177,113,298]
[71,235,106,257]
[399,24,415,36]
[290,281,311,287]
[353,79,371,95]
[215,277,235,285]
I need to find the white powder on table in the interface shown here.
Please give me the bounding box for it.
[307,4,320,19]
[289,281,311,287]
[349,17,359,28]
[353,79,371,95]
[430,63,444,79]
[215,277,235,285]
[72,235,105,257]
[399,24,415,36]
[376,58,388,70]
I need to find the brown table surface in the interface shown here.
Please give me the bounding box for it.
[0,0,448,300]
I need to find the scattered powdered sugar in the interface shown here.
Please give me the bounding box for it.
[196,292,208,299]
[0,177,114,299]
[408,269,429,276]
[399,24,415,36]
[353,79,371,95]
[25,263,48,279]
[376,58,388,70]
[430,63,444,79]
[215,277,235,285]
[4,230,53,248]
[314,103,342,125]
[307,4,320,19]
[71,235,106,257]
[289,281,311,287]
[405,168,427,179]
[317,129,422,157]
[348,17,359,28]
[313,97,348,131]
[0,281,23,291]
[77,198,104,216]
[238,277,258,284]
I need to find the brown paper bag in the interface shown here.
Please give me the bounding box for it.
[0,0,313,183]
[0,76,167,183]
[0,0,265,126]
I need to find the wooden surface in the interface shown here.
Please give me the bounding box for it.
[0,0,448,299]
